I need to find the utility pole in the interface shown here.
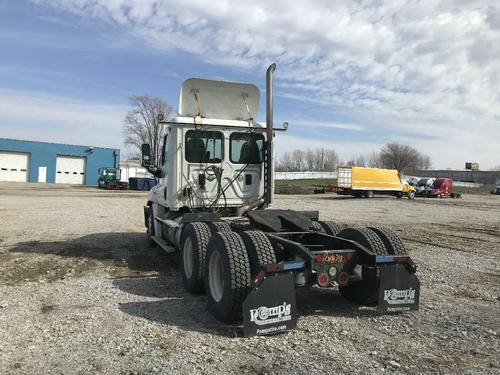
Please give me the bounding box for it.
[321,148,325,171]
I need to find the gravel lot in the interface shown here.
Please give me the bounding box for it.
[1,182,499,374]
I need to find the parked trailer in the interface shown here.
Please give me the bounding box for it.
[140,64,420,336]
[334,166,416,199]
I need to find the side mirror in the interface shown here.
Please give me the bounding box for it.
[141,143,151,167]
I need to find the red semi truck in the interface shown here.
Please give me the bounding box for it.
[426,178,462,198]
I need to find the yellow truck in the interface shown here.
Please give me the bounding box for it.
[336,166,415,199]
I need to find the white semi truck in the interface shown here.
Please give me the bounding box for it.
[140,64,420,336]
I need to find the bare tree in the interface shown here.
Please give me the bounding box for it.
[286,149,340,171]
[276,151,295,171]
[123,95,173,165]
[366,151,383,168]
[305,149,316,171]
[291,149,306,171]
[379,142,432,172]
[323,149,339,171]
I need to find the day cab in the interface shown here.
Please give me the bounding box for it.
[427,178,461,198]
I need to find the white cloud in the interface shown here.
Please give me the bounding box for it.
[291,120,364,132]
[0,90,127,148]
[30,0,500,168]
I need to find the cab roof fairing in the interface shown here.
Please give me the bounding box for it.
[178,78,261,122]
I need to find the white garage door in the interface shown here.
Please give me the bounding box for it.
[55,156,86,184]
[0,151,29,182]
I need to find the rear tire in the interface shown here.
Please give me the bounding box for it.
[208,221,232,234]
[318,221,341,235]
[367,226,407,255]
[205,232,252,322]
[365,191,374,198]
[336,227,388,305]
[337,227,386,255]
[180,222,211,294]
[310,221,325,232]
[240,231,276,275]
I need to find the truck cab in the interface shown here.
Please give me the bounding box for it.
[427,178,461,198]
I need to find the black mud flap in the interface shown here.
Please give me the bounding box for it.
[378,264,420,313]
[242,273,297,337]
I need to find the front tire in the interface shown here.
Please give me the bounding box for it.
[205,232,252,322]
[146,209,156,248]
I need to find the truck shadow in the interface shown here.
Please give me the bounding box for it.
[296,287,380,318]
[114,275,244,337]
[7,232,178,277]
[114,275,379,337]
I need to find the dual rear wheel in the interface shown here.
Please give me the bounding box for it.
[336,226,407,305]
[180,221,407,319]
[180,224,277,322]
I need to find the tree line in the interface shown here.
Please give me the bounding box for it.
[276,142,432,173]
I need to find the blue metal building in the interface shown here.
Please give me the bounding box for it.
[0,138,119,185]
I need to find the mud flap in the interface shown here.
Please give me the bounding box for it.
[378,264,420,313]
[242,272,297,337]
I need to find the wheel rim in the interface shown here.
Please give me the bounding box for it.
[183,237,194,278]
[209,250,224,302]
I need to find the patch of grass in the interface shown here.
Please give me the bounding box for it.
[453,186,496,195]
[275,179,337,195]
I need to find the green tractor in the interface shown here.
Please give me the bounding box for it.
[98,167,128,190]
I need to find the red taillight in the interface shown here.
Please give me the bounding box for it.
[315,255,323,264]
[338,272,349,285]
[345,252,353,261]
[317,273,329,286]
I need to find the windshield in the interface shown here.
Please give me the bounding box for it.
[185,130,223,163]
[230,133,264,164]
[100,168,116,176]
[433,179,445,188]
[417,178,429,186]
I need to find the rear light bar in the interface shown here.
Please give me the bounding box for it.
[313,250,354,265]
[253,261,306,286]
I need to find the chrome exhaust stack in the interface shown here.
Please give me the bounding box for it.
[265,63,276,207]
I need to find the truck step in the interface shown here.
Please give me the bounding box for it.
[155,217,181,228]
[151,235,176,253]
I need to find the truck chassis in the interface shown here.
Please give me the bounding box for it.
[144,207,420,336]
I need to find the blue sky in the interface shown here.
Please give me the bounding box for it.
[0,1,499,168]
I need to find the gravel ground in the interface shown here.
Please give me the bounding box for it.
[0,182,499,374]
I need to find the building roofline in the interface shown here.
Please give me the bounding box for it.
[0,137,119,151]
